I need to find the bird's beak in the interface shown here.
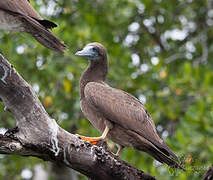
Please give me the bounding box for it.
[75,46,95,58]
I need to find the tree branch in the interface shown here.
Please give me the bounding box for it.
[0,54,157,180]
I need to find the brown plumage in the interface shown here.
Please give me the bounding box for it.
[75,42,185,170]
[0,0,66,53]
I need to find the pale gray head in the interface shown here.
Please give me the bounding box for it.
[75,42,107,61]
[75,45,101,61]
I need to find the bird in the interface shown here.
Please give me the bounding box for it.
[0,0,66,53]
[75,42,185,170]
[203,166,213,180]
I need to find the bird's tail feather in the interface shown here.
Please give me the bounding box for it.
[138,144,185,171]
[160,141,182,164]
[22,15,66,53]
[134,129,184,170]
[32,30,66,53]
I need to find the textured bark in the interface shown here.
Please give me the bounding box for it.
[0,54,157,180]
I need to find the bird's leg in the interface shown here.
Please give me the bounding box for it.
[115,144,123,156]
[109,144,123,156]
[77,126,109,145]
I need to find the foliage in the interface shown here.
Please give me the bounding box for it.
[0,0,213,179]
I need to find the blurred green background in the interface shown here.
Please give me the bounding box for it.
[0,0,213,179]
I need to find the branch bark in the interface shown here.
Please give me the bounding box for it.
[0,54,157,180]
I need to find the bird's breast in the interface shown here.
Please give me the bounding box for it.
[80,99,106,133]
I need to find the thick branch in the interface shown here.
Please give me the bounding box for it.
[0,54,156,180]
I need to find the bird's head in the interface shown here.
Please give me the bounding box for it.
[75,42,107,61]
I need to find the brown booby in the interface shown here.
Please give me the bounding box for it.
[0,0,66,53]
[75,42,185,170]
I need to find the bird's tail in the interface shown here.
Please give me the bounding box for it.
[23,16,67,53]
[137,143,185,171]
[32,30,66,53]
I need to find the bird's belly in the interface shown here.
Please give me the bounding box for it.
[0,11,25,31]
[80,100,141,148]
[107,125,142,148]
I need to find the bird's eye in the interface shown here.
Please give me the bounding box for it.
[92,47,98,52]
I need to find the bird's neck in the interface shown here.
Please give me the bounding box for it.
[80,58,108,99]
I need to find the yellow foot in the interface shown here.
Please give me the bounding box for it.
[76,126,110,145]
[77,135,103,145]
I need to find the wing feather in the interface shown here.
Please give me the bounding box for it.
[85,82,181,162]
[85,83,164,147]
[0,0,42,20]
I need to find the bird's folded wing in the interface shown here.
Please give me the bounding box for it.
[0,0,42,20]
[84,82,165,149]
